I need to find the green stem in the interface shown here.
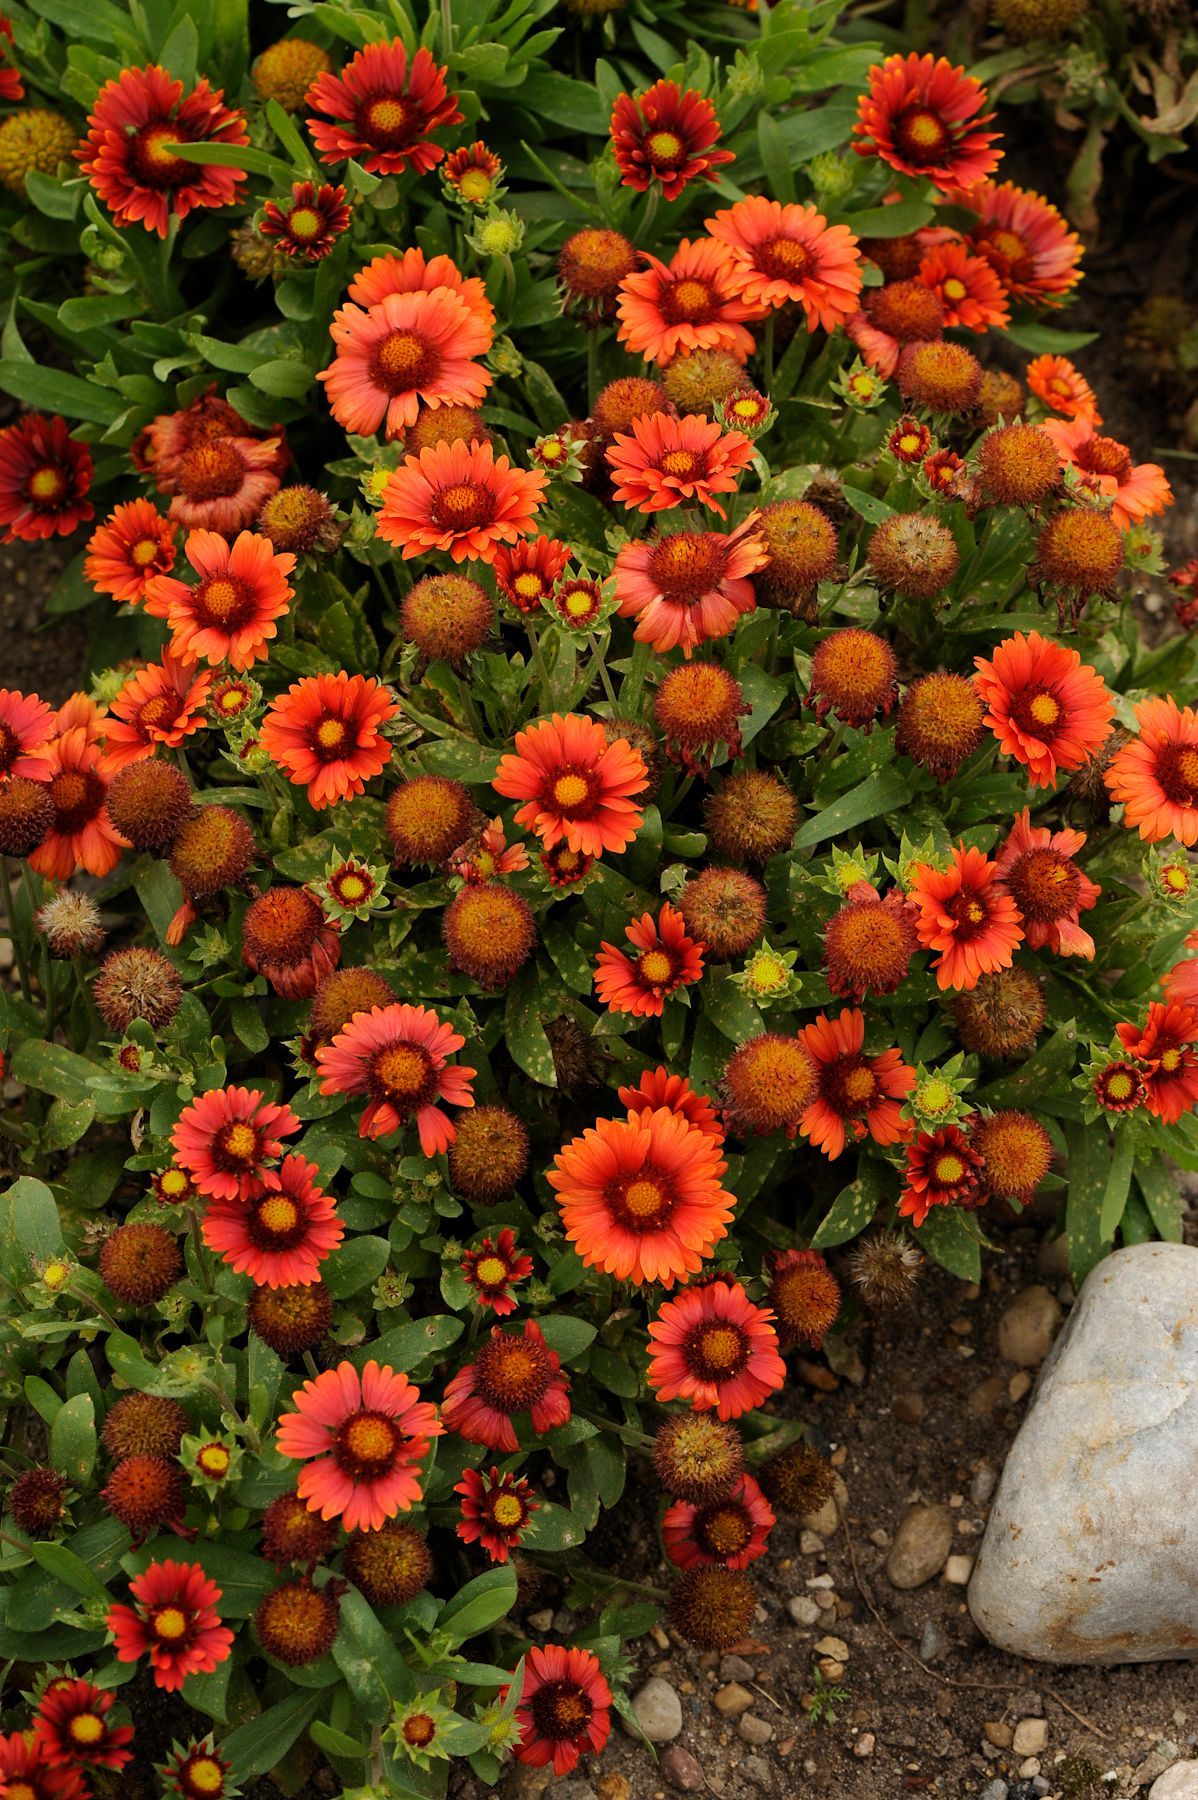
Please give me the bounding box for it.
[524,619,553,707]
[189,1208,214,1294]
[40,946,55,1043]
[440,0,453,53]
[0,860,31,1004]
[619,638,651,719]
[588,633,617,709]
[66,1283,121,1334]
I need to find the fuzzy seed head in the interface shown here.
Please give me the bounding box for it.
[102,1453,184,1540]
[723,1033,819,1136]
[704,769,797,864]
[845,1228,924,1312]
[99,1223,182,1305]
[405,405,491,458]
[867,279,944,345]
[309,967,396,1044]
[261,1492,338,1568]
[0,776,54,856]
[895,673,985,781]
[401,573,493,666]
[256,485,340,555]
[809,629,897,729]
[103,1393,188,1461]
[443,883,535,988]
[247,1280,332,1356]
[9,1466,68,1535]
[663,348,748,417]
[385,776,477,868]
[867,512,960,599]
[971,1109,1054,1200]
[653,1413,745,1504]
[977,368,1026,427]
[93,946,182,1033]
[978,423,1060,506]
[667,1566,757,1650]
[757,1440,836,1515]
[951,966,1046,1060]
[678,868,767,962]
[897,341,983,415]
[36,889,105,959]
[253,37,333,110]
[591,377,671,443]
[448,1104,530,1200]
[754,501,838,612]
[1034,506,1125,593]
[255,1580,340,1665]
[169,806,255,900]
[105,759,193,852]
[342,1523,433,1605]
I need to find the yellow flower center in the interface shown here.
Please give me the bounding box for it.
[623,1177,667,1220]
[639,949,673,985]
[458,169,493,202]
[376,1043,428,1097]
[843,1066,875,1104]
[336,872,367,903]
[1160,1048,1181,1072]
[69,1714,104,1746]
[697,1324,741,1371]
[943,277,967,301]
[647,131,684,161]
[344,1414,396,1462]
[288,207,320,240]
[315,717,347,750]
[131,537,160,566]
[199,1444,231,1476]
[491,1492,524,1526]
[154,1607,188,1641]
[42,1260,70,1289]
[747,955,787,992]
[935,1153,965,1183]
[553,773,589,808]
[1029,691,1060,727]
[917,1078,953,1115]
[474,1255,507,1287]
[514,572,542,600]
[28,466,64,501]
[257,1195,299,1236]
[200,578,240,622]
[188,1758,225,1795]
[1106,1072,1132,1100]
[224,1122,258,1161]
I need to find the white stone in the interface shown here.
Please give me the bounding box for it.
[625,1676,682,1743]
[1151,1765,1198,1800]
[970,1242,1198,1665]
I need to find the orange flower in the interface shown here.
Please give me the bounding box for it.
[1116,1001,1198,1124]
[314,1002,476,1153]
[853,54,1001,193]
[347,247,495,333]
[259,672,399,809]
[973,630,1115,789]
[916,240,1008,331]
[606,413,754,519]
[276,1358,443,1529]
[994,809,1099,958]
[305,40,462,177]
[0,687,54,781]
[260,180,350,261]
[616,237,763,367]
[618,1066,725,1140]
[1026,353,1101,425]
[706,197,862,328]
[319,288,493,439]
[595,903,704,1017]
[145,529,295,670]
[165,436,283,536]
[962,179,1082,306]
[909,845,1024,991]
[1042,418,1172,528]
[376,438,546,563]
[797,1007,915,1158]
[492,713,647,857]
[610,80,734,201]
[85,499,177,604]
[1104,695,1198,845]
[0,413,93,543]
[492,535,571,614]
[614,518,765,655]
[548,1106,734,1285]
[78,64,248,237]
[647,1278,785,1420]
[28,728,127,880]
[103,651,213,770]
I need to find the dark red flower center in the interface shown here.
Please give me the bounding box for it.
[1076,434,1133,483]
[193,573,258,633]
[179,441,247,501]
[759,234,814,281]
[1009,683,1062,742]
[1004,847,1080,922]
[892,104,952,165]
[607,1165,678,1233]
[246,1189,306,1249]
[696,1500,753,1559]
[371,328,437,394]
[356,92,417,151]
[369,1040,438,1109]
[138,694,181,734]
[685,1319,749,1381]
[215,1118,263,1172]
[650,532,726,603]
[930,1148,970,1190]
[820,1052,879,1117]
[473,1333,552,1413]
[129,121,192,189]
[659,448,705,482]
[544,765,599,818]
[644,129,687,169]
[976,225,1033,285]
[24,462,67,508]
[947,890,993,942]
[330,864,374,906]
[529,1680,593,1742]
[555,579,603,626]
[48,767,104,833]
[1155,742,1198,809]
[403,1713,437,1748]
[334,1408,401,1477]
[431,480,495,533]
[308,713,352,760]
[1095,1062,1143,1111]
[662,277,716,324]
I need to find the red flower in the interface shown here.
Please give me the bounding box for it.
[106,1558,234,1691]
[172,1085,301,1202]
[145,529,295,671]
[595,903,704,1018]
[276,1358,443,1530]
[916,240,1009,331]
[461,1229,533,1317]
[899,1125,984,1227]
[0,686,54,781]
[1042,417,1172,529]
[853,54,1001,194]
[1116,1002,1198,1125]
[260,181,350,260]
[607,412,754,520]
[377,438,546,563]
[973,630,1114,790]
[0,17,24,103]
[909,845,1024,992]
[797,1008,915,1159]
[993,809,1100,958]
[34,1678,134,1771]
[493,534,572,614]
[319,287,493,439]
[1104,696,1198,846]
[493,712,647,858]
[0,1731,87,1800]
[202,1153,343,1288]
[0,414,93,543]
[962,179,1083,307]
[85,498,177,603]
[1026,353,1101,425]
[103,651,213,770]
[442,1319,572,1453]
[619,1066,724,1140]
[455,1466,539,1563]
[314,1001,476,1153]
[647,1278,785,1420]
[162,436,284,535]
[259,671,398,809]
[79,64,249,237]
[509,1644,612,1775]
[27,728,126,881]
[306,40,462,177]
[663,1472,775,1571]
[610,80,734,201]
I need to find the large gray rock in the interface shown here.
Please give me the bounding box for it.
[969,1242,1198,1665]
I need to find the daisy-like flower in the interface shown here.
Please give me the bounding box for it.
[1042,418,1172,528]
[607,412,754,520]
[0,17,23,104]
[145,529,295,671]
[663,1472,775,1571]
[260,180,349,260]
[962,178,1083,306]
[159,434,285,536]
[306,40,462,176]
[797,1007,916,1158]
[1116,1002,1198,1124]
[158,1736,234,1800]
[347,247,495,331]
[143,391,278,485]
[461,1229,534,1316]
[314,1001,476,1153]
[201,1153,343,1288]
[0,1732,87,1800]
[1165,945,1198,1011]
[706,197,862,328]
[27,728,126,880]
[853,54,1000,192]
[909,845,1025,992]
[455,1466,539,1563]
[444,139,503,205]
[916,240,1009,331]
[103,651,213,770]
[613,517,765,657]
[509,1644,612,1776]
[172,1085,301,1201]
[0,413,93,543]
[377,438,546,563]
[259,672,398,810]
[34,1677,134,1771]
[442,1319,572,1452]
[994,809,1099,958]
[493,712,647,857]
[618,1066,724,1140]
[78,65,249,237]
[647,1278,786,1420]
[319,288,493,439]
[595,904,705,1018]
[548,1105,734,1286]
[610,80,734,201]
[493,534,572,614]
[616,237,763,368]
[1026,353,1101,424]
[85,498,177,604]
[0,686,54,781]
[107,1558,234,1691]
[276,1358,443,1531]
[1104,696,1198,845]
[973,630,1115,790]
[450,815,529,884]
[898,1124,984,1227]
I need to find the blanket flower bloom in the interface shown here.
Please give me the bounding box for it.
[647,1278,786,1419]
[460,1229,534,1316]
[797,1007,916,1157]
[0,413,93,543]
[145,529,295,671]
[916,240,1009,330]
[79,64,249,236]
[610,80,734,201]
[909,846,1024,991]
[314,1001,476,1152]
[961,178,1083,305]
[106,1559,233,1691]
[1104,696,1198,845]
[259,671,398,809]
[28,728,126,881]
[616,237,762,367]
[102,651,213,770]
[663,1472,775,1571]
[994,810,1099,958]
[1026,353,1101,424]
[305,41,462,176]
[202,1153,344,1288]
[853,54,1000,192]
[509,1644,611,1775]
[34,1677,134,1771]
[276,1359,443,1530]
[1116,1003,1198,1125]
[493,712,647,856]
[973,630,1114,789]
[442,1319,572,1453]
[454,1466,539,1563]
[85,498,176,602]
[898,1124,985,1226]
[1042,418,1172,528]
[319,288,493,439]
[172,1086,301,1202]
[595,903,705,1017]
[607,412,755,519]
[260,181,350,260]
[706,197,862,328]
[377,438,546,562]
[0,686,54,781]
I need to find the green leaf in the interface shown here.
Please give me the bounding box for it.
[24,171,83,221]
[321,1235,390,1300]
[840,198,935,237]
[537,1316,596,1362]
[0,360,124,424]
[975,1024,1079,1108]
[542,922,592,997]
[309,1721,369,1760]
[11,1038,97,1103]
[503,965,558,1086]
[1135,1155,1183,1242]
[521,1501,586,1552]
[1065,1121,1109,1287]
[26,1541,111,1608]
[331,1587,414,1721]
[43,1098,96,1153]
[50,1393,97,1485]
[360,1315,464,1373]
[0,1176,63,1286]
[757,111,795,205]
[248,357,313,399]
[221,1690,325,1781]
[811,1163,881,1248]
[1099,1132,1134,1242]
[1003,320,1098,355]
[437,1565,517,1647]
[914,1208,983,1282]
[793,767,911,852]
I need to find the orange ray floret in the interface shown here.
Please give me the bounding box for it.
[1115,1002,1198,1124]
[1104,695,1198,846]
[606,412,754,519]
[908,845,1024,992]
[1042,418,1172,529]
[993,809,1099,958]
[706,197,862,329]
[797,1007,916,1157]
[314,1002,476,1153]
[276,1358,443,1530]
[259,671,399,809]
[961,179,1082,307]
[595,903,705,1017]
[441,1318,571,1453]
[145,529,295,670]
[509,1644,612,1777]
[376,438,546,563]
[647,1278,786,1420]
[318,287,493,439]
[78,64,249,237]
[1026,353,1101,425]
[610,80,735,201]
[305,40,462,177]
[618,1066,725,1140]
[0,413,93,543]
[492,712,647,857]
[346,247,495,332]
[972,630,1114,790]
[0,687,54,781]
[28,728,127,880]
[614,518,765,656]
[102,650,213,770]
[616,237,763,368]
[202,1152,343,1288]
[85,498,177,603]
[916,240,1009,331]
[853,54,1001,193]
[172,1085,301,1201]
[106,1558,233,1691]
[549,1105,734,1286]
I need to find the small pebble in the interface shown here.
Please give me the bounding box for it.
[712,1683,754,1718]
[980,1782,1009,1800]
[737,1714,773,1747]
[1012,1718,1048,1756]
[799,1529,824,1555]
[893,1390,926,1424]
[627,1677,683,1744]
[983,1721,1013,1750]
[972,1465,998,1506]
[1008,1370,1033,1402]
[812,1635,849,1660]
[853,1732,875,1758]
[719,1655,754,1683]
[887,1503,954,1589]
[787,1596,820,1627]
[659,1745,703,1793]
[918,1618,946,1664]
[998,1286,1063,1367]
[944,1553,974,1585]
[741,1756,771,1787]
[526,1608,553,1631]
